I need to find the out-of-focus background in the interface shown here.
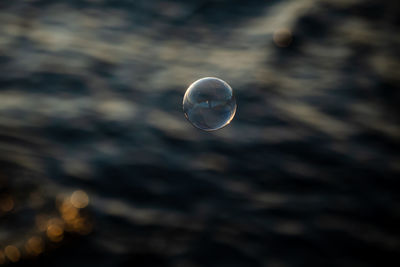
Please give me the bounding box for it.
[1,0,400,266]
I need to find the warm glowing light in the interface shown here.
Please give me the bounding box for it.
[47,218,65,242]
[4,246,20,263]
[0,250,5,264]
[70,190,89,209]
[48,217,64,227]
[72,217,93,235]
[273,28,293,48]
[47,224,64,242]
[60,198,78,222]
[25,236,44,256]
[0,195,14,212]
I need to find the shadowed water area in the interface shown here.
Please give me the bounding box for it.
[0,0,400,266]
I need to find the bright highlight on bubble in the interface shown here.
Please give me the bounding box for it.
[183,77,236,131]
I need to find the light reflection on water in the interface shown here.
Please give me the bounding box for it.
[0,0,400,266]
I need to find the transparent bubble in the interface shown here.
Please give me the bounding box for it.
[183,77,236,131]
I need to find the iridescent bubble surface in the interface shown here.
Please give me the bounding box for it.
[183,77,236,131]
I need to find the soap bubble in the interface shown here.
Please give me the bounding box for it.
[183,77,236,131]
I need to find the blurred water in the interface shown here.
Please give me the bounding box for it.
[0,0,400,266]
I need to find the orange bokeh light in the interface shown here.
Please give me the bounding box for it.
[25,236,44,256]
[0,195,14,212]
[0,250,5,264]
[4,246,20,263]
[46,218,65,242]
[70,190,89,209]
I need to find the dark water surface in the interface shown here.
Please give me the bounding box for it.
[0,0,400,266]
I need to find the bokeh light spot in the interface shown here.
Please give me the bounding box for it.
[46,218,65,242]
[4,246,20,263]
[0,194,14,212]
[73,217,93,235]
[60,197,79,221]
[70,190,89,209]
[0,250,5,264]
[273,28,293,47]
[25,236,44,256]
